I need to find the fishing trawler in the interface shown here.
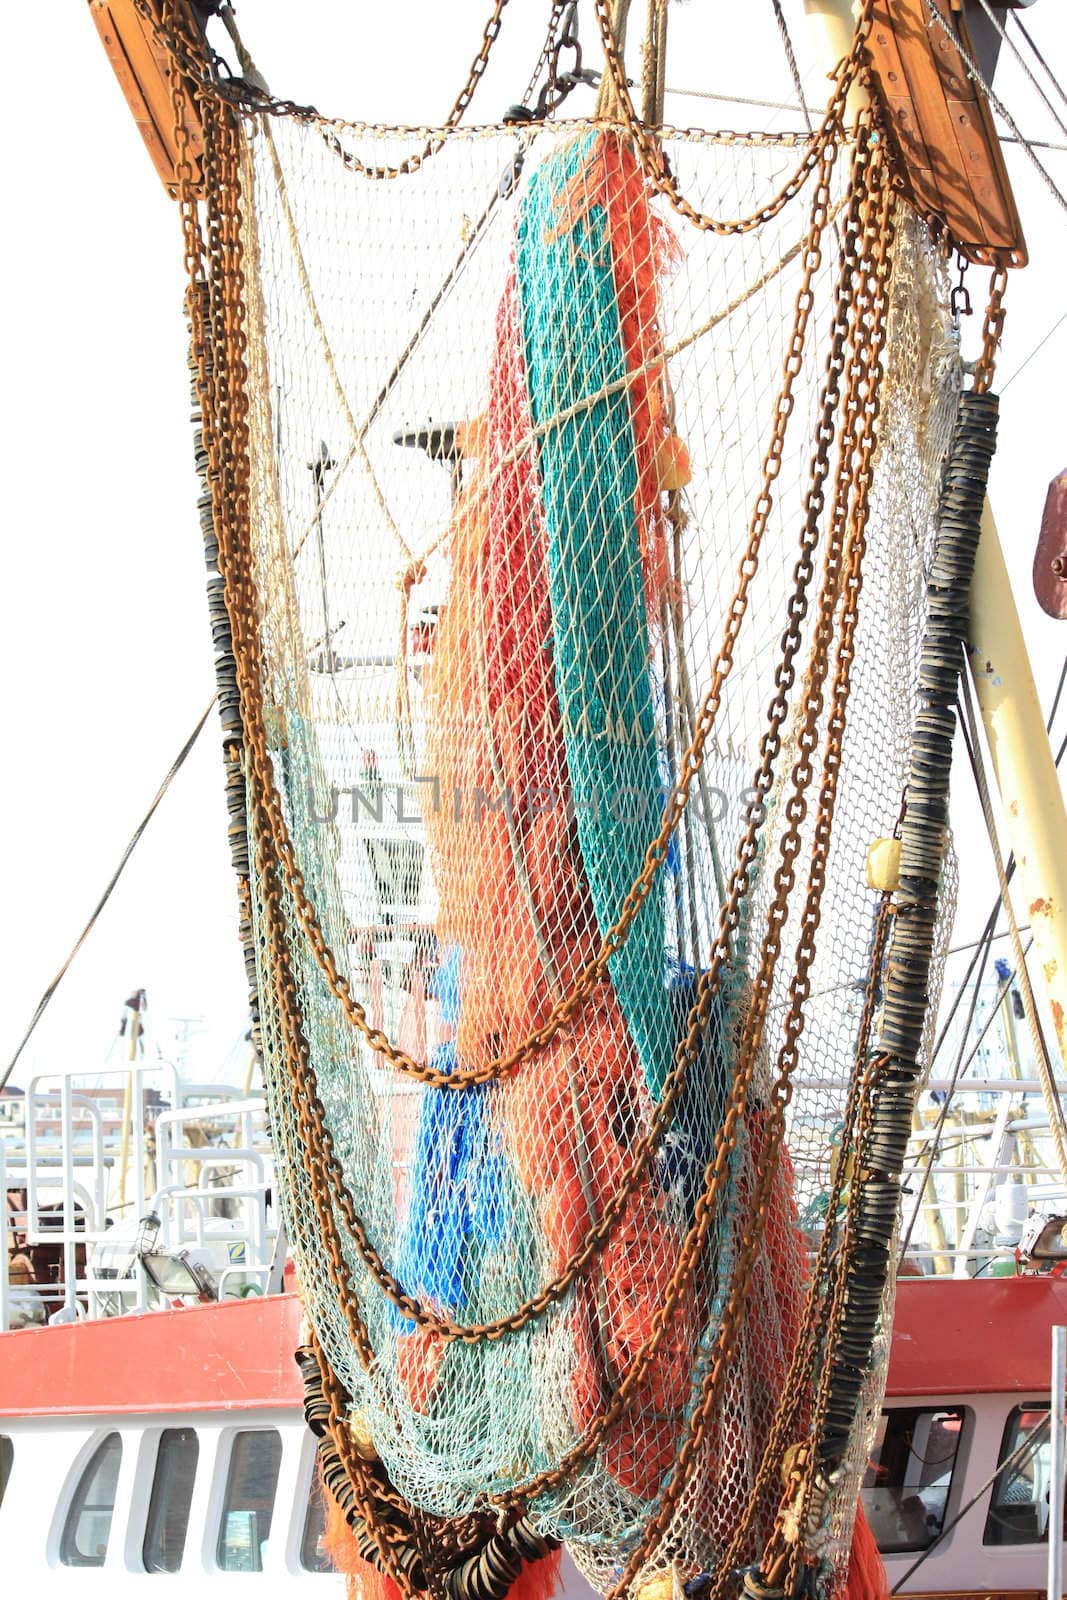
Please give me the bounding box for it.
[3,1,1067,1597]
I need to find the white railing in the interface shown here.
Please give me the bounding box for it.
[1,1066,280,1332]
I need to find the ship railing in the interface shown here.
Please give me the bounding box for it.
[152,1097,274,1261]
[147,1175,270,1259]
[1,1069,280,1330]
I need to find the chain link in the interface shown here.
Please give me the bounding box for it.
[605,124,896,1597]
[974,264,1008,394]
[590,0,873,236]
[139,0,513,180]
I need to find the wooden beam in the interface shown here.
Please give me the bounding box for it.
[89,0,206,199]
[865,0,1026,266]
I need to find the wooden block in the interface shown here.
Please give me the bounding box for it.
[89,0,206,198]
[865,0,1026,267]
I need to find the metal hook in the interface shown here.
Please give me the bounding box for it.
[951,250,972,321]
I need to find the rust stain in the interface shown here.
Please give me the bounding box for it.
[1030,896,1051,917]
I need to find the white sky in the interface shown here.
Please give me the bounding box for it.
[1,2,1065,1086]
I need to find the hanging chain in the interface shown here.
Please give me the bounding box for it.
[198,120,854,1097]
[241,126,856,1355]
[139,0,513,179]
[605,125,896,1597]
[162,0,891,1392]
[590,0,873,236]
[974,264,1008,394]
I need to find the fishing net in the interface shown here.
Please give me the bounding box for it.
[76,0,961,1565]
[228,104,961,1594]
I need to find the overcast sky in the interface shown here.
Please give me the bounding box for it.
[2,2,1065,1088]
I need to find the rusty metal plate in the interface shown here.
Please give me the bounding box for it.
[1034,469,1067,619]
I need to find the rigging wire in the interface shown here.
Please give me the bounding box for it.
[923,659,1066,1077]
[662,85,1067,152]
[0,696,217,1094]
[1049,652,1067,734]
[1001,307,1067,392]
[926,0,1067,216]
[1012,10,1067,124]
[957,668,1061,1135]
[973,0,1067,141]
[770,0,813,134]
[897,914,994,1266]
[897,659,1067,1262]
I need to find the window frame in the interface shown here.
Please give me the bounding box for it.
[141,1425,200,1575]
[213,1425,283,1574]
[58,1430,123,1569]
[983,1401,1060,1546]
[862,1403,971,1555]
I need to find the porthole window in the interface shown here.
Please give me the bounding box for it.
[60,1432,122,1568]
[216,1428,282,1572]
[143,1427,199,1574]
[0,1436,12,1509]
[862,1406,967,1553]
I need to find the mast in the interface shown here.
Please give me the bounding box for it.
[968,503,1067,1073]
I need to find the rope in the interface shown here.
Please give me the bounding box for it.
[0,697,217,1092]
[771,0,814,135]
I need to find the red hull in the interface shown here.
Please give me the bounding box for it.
[3,1274,1066,1418]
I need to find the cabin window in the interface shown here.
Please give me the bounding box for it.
[0,1436,12,1508]
[984,1403,1063,1544]
[862,1406,967,1553]
[216,1428,282,1572]
[300,1472,334,1573]
[60,1432,122,1568]
[143,1427,199,1573]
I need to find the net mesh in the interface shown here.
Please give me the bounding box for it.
[235,111,959,1591]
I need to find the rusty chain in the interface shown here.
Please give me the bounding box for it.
[223,121,848,1365]
[146,0,875,1103]
[166,0,381,1378]
[140,0,514,179]
[317,0,512,178]
[973,264,1008,394]
[591,0,872,236]
[605,123,896,1598]
[166,0,875,1419]
[191,147,855,1098]
[313,1331,420,1597]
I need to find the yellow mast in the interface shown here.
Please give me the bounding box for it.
[806,0,1067,1079]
